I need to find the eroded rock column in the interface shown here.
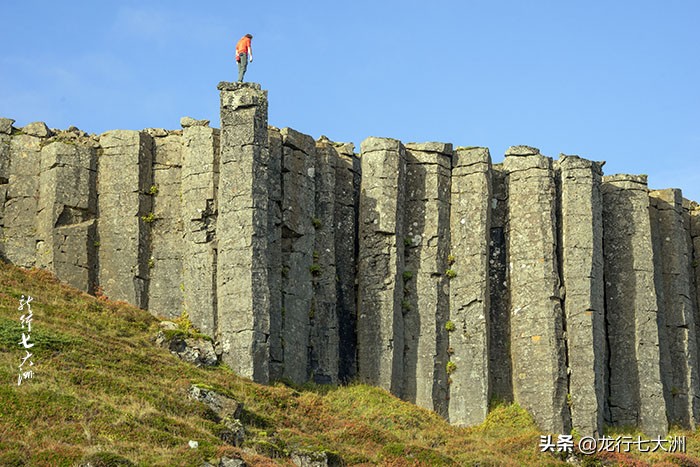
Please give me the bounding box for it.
[181,118,220,337]
[557,155,605,436]
[402,142,452,415]
[447,146,491,426]
[279,128,316,383]
[36,139,97,292]
[649,188,700,428]
[217,81,270,382]
[504,146,569,434]
[334,142,360,382]
[148,129,184,319]
[97,130,153,308]
[4,122,50,267]
[602,174,667,436]
[310,137,339,384]
[357,137,406,395]
[268,126,284,381]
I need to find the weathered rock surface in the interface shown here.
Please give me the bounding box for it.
[556,155,605,436]
[357,137,406,395]
[448,146,491,426]
[602,174,667,436]
[504,147,570,434]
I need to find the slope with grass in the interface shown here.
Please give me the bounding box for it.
[1,260,698,466]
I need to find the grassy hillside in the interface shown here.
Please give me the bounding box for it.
[1,260,699,466]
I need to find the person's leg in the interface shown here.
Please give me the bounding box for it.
[238,54,248,82]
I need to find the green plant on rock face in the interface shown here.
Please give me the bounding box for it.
[147,258,155,269]
[445,321,456,332]
[148,185,159,195]
[445,269,457,279]
[141,212,155,223]
[404,237,412,247]
[401,299,412,312]
[447,254,456,265]
[309,264,322,276]
[312,218,322,229]
[174,310,195,333]
[402,270,414,282]
[446,361,457,375]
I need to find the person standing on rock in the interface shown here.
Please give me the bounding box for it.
[235,34,254,82]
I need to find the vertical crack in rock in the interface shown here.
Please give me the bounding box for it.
[690,203,700,387]
[357,137,406,395]
[335,142,360,383]
[267,126,284,382]
[97,130,153,308]
[649,188,700,429]
[557,155,605,436]
[488,165,512,403]
[182,122,220,337]
[216,81,270,382]
[602,174,667,436]
[504,146,570,433]
[448,146,491,425]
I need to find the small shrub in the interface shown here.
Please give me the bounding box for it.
[141,212,155,223]
[312,218,322,229]
[446,361,457,375]
[147,185,159,195]
[445,321,456,332]
[402,270,414,282]
[309,264,322,276]
[447,254,456,265]
[445,269,457,279]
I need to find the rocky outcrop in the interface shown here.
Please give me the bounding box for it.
[3,81,700,438]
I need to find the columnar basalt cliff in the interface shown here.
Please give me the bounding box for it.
[3,83,700,437]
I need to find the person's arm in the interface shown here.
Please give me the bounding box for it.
[248,44,253,62]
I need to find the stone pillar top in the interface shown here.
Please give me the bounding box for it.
[216,81,262,91]
[360,136,403,153]
[602,174,648,188]
[404,142,453,154]
[505,145,540,156]
[452,146,490,168]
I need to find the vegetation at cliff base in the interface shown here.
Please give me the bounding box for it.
[1,260,699,466]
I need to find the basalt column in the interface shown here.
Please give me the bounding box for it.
[4,122,50,267]
[447,146,492,426]
[602,175,666,436]
[504,146,569,434]
[357,137,406,395]
[36,140,97,292]
[279,128,316,384]
[147,129,184,319]
[217,82,270,382]
[268,126,284,381]
[649,188,700,428]
[692,205,700,367]
[0,118,12,259]
[97,130,153,308]
[310,137,339,384]
[403,142,452,415]
[557,155,605,436]
[334,142,360,382]
[181,119,220,337]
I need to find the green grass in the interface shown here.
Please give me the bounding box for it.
[1,260,699,466]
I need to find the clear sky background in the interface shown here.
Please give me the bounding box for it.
[1,1,698,200]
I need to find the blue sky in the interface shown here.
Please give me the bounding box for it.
[1,1,698,200]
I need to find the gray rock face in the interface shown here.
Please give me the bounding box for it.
[357,137,406,395]
[602,175,667,437]
[556,155,605,436]
[291,450,343,467]
[649,188,700,429]
[447,147,491,426]
[97,130,153,308]
[402,142,452,416]
[280,127,316,384]
[148,131,184,319]
[158,330,219,367]
[0,131,11,259]
[5,134,43,266]
[180,116,210,128]
[504,150,570,434]
[36,141,97,292]
[267,126,284,381]
[217,82,270,382]
[182,124,219,338]
[0,117,14,135]
[22,121,53,138]
[311,138,339,385]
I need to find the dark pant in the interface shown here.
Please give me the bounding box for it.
[237,53,248,82]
